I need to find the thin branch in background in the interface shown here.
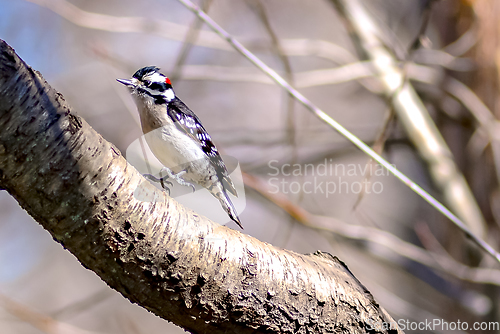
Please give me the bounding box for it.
[443,78,500,187]
[276,39,355,64]
[415,220,462,259]
[443,19,478,57]
[407,0,437,54]
[50,288,114,320]
[169,0,214,82]
[117,314,141,334]
[246,0,296,149]
[242,172,313,225]
[353,71,402,212]
[466,128,489,158]
[176,0,500,263]
[408,63,500,186]
[352,104,395,211]
[412,49,475,72]
[443,77,494,126]
[413,220,496,316]
[0,293,99,334]
[89,42,136,74]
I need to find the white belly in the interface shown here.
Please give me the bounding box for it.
[144,125,209,177]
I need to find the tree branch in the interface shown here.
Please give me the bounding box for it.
[0,39,401,333]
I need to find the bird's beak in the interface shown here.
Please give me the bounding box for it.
[116,78,134,86]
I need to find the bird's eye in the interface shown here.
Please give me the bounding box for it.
[149,82,166,92]
[144,80,151,87]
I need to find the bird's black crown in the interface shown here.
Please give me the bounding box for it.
[133,66,160,80]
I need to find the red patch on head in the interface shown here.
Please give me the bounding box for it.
[165,77,172,85]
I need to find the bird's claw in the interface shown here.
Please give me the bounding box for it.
[159,178,173,195]
[143,173,173,194]
[143,173,161,183]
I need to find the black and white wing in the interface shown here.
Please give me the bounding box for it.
[167,98,237,197]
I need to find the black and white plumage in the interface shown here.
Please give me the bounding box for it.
[117,66,242,229]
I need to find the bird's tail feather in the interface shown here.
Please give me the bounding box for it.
[213,183,243,229]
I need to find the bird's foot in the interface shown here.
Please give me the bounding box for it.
[159,168,197,193]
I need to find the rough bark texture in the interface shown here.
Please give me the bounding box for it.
[0,39,403,334]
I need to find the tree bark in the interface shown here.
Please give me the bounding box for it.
[0,39,403,334]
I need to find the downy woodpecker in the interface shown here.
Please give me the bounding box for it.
[118,66,242,229]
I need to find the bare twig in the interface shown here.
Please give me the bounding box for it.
[407,64,500,186]
[443,21,478,57]
[247,0,296,148]
[353,104,395,210]
[411,49,475,71]
[407,0,437,53]
[0,293,101,334]
[169,0,214,82]
[50,289,113,319]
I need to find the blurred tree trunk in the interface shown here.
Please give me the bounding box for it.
[0,39,403,334]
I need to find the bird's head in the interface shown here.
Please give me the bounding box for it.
[117,66,175,104]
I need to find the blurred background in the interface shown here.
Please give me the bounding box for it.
[1,0,500,333]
